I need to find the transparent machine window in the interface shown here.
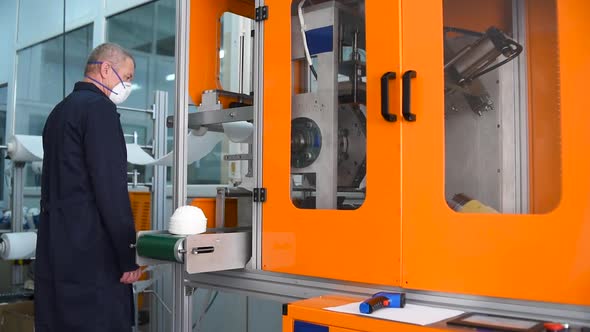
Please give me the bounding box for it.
[443,0,561,214]
[290,0,366,210]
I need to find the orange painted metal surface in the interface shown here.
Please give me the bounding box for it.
[129,191,151,232]
[187,0,590,305]
[261,0,402,285]
[188,0,254,106]
[401,0,590,305]
[526,0,561,214]
[283,295,452,332]
[443,0,512,33]
[190,197,238,228]
[128,191,151,308]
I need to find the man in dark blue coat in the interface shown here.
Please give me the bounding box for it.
[35,43,143,332]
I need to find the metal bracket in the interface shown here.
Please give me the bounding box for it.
[185,286,196,297]
[253,188,267,203]
[224,153,253,161]
[255,6,269,22]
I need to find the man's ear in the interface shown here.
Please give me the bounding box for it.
[100,62,110,78]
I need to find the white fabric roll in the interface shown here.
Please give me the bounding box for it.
[222,122,253,143]
[7,135,43,162]
[0,232,37,260]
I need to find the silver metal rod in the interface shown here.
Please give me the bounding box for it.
[352,29,359,103]
[172,0,191,331]
[0,145,7,150]
[215,188,226,228]
[11,163,24,233]
[151,91,169,332]
[117,106,154,114]
[145,290,172,314]
[239,35,245,95]
[11,162,25,286]
[253,0,265,270]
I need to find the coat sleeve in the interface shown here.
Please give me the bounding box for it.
[83,101,139,273]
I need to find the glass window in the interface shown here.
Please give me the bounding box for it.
[15,24,93,188]
[290,0,367,210]
[191,288,283,332]
[108,1,167,186]
[15,24,93,136]
[15,35,64,136]
[65,25,94,93]
[108,0,225,185]
[443,0,560,214]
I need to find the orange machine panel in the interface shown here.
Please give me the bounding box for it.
[283,295,452,332]
[526,0,561,214]
[128,191,151,308]
[129,191,151,232]
[401,0,590,305]
[190,197,238,228]
[261,0,402,285]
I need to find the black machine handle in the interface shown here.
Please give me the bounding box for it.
[402,70,417,122]
[380,72,397,122]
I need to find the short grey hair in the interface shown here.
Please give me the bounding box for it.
[84,42,136,75]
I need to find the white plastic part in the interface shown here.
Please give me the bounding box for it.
[298,0,314,69]
[168,205,207,235]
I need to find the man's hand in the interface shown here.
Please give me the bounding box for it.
[120,267,143,284]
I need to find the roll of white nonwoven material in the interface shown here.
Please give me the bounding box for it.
[150,131,223,166]
[7,135,44,162]
[0,232,37,260]
[222,122,253,143]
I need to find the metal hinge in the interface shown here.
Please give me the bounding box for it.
[255,6,269,22]
[253,187,267,203]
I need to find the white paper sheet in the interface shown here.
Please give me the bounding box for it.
[324,302,464,326]
[149,131,223,166]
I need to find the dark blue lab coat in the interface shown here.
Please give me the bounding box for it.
[35,82,138,332]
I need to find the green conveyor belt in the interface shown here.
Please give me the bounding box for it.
[137,233,185,262]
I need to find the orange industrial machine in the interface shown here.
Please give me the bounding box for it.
[179,0,589,329]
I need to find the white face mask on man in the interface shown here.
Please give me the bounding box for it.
[86,61,132,105]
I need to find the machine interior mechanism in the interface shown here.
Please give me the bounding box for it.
[290,0,367,210]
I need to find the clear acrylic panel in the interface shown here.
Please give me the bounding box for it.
[443,0,561,214]
[290,0,366,210]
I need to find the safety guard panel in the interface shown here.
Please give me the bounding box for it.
[401,0,590,305]
[262,0,402,285]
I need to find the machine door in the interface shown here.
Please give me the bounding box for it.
[262,0,402,285]
[401,0,590,304]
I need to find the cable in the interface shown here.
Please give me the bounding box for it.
[469,39,523,81]
[298,0,318,80]
[193,289,219,331]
